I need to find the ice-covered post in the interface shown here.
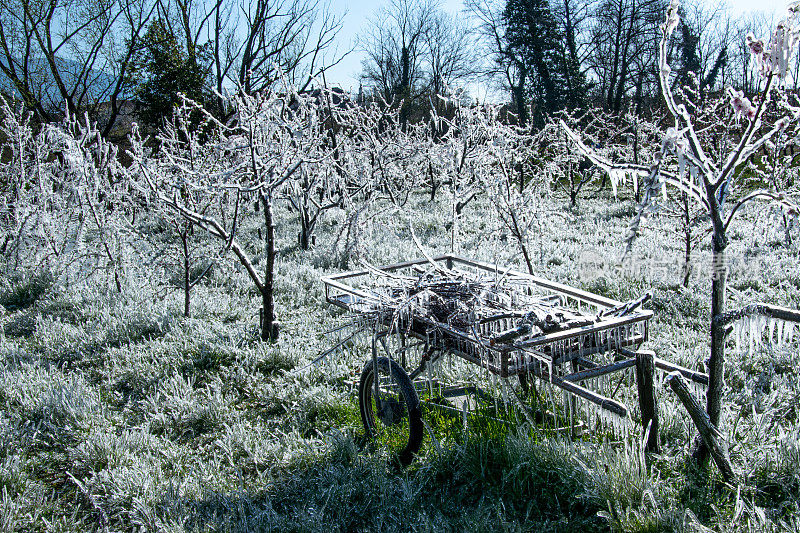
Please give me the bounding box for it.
[634,350,660,453]
[668,372,735,483]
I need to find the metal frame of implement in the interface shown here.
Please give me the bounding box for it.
[322,254,706,421]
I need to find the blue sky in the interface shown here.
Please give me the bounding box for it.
[322,0,790,96]
[322,0,468,93]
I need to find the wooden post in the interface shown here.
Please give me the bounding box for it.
[667,372,736,483]
[635,350,660,453]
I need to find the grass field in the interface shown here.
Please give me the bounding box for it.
[1,188,799,532]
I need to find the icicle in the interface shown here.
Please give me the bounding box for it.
[427,352,434,397]
[768,317,776,347]
[565,389,573,430]
[690,379,707,402]
[500,377,509,408]
[777,320,785,349]
[733,320,742,354]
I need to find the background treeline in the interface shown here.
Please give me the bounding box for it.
[0,0,785,138]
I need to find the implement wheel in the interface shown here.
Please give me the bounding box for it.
[358,356,423,466]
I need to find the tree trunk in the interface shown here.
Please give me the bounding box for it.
[707,235,726,430]
[682,193,692,288]
[299,207,311,251]
[400,45,410,132]
[262,193,278,341]
[182,230,190,318]
[509,209,533,275]
[612,6,636,113]
[568,165,578,207]
[429,163,438,202]
[513,66,528,128]
[696,228,727,462]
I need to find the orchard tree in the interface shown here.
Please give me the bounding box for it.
[0,98,133,289]
[563,0,800,468]
[425,92,549,261]
[129,85,331,341]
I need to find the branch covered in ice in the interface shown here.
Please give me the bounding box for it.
[561,120,709,207]
[723,190,799,232]
[714,302,800,327]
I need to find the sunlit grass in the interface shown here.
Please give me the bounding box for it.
[0,191,798,530]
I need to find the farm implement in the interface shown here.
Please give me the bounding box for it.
[321,254,708,465]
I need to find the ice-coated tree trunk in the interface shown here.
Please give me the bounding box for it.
[182,230,191,318]
[299,206,312,251]
[696,207,728,463]
[262,193,278,341]
[682,193,692,288]
[400,45,410,131]
[707,233,727,431]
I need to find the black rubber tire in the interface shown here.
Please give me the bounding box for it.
[358,356,423,466]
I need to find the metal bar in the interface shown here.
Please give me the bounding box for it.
[574,356,598,369]
[618,348,709,386]
[554,335,645,365]
[562,358,636,382]
[520,361,628,417]
[321,277,382,303]
[515,314,652,349]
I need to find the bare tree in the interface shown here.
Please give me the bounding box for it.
[129,86,332,341]
[237,0,346,94]
[360,0,438,127]
[587,0,662,112]
[564,1,800,466]
[677,0,733,92]
[0,0,155,132]
[423,11,479,99]
[465,0,530,125]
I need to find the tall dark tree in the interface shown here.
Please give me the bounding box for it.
[129,19,207,130]
[673,20,701,89]
[466,0,530,126]
[503,0,587,125]
[360,0,437,129]
[588,0,661,112]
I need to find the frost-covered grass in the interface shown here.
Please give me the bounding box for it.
[1,188,799,531]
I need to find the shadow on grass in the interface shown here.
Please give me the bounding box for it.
[158,434,608,533]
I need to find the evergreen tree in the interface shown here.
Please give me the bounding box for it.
[502,0,587,125]
[129,19,207,131]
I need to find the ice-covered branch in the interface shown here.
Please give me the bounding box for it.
[714,303,800,327]
[657,1,714,180]
[560,120,709,209]
[723,190,798,232]
[717,75,776,198]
